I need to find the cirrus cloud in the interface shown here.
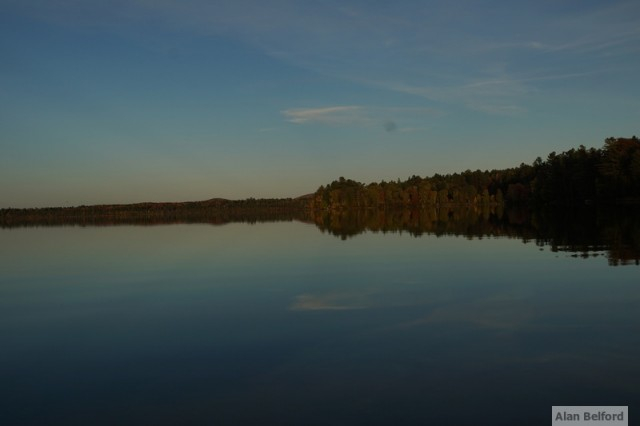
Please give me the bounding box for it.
[282,105,363,125]
[282,105,439,130]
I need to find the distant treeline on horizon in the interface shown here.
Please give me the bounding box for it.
[1,136,639,224]
[0,198,310,227]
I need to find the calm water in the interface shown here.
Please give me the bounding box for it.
[1,221,639,425]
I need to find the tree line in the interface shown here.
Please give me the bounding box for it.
[2,136,638,226]
[0,198,311,228]
[310,137,640,210]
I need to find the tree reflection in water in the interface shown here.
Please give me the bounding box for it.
[2,205,639,266]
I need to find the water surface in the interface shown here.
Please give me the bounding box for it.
[1,221,639,425]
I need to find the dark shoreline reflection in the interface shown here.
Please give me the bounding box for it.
[2,205,639,265]
[309,205,640,266]
[0,207,312,228]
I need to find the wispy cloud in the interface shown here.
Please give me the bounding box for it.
[465,103,525,116]
[282,106,363,125]
[535,1,640,56]
[282,105,439,129]
[368,67,604,116]
[11,0,640,117]
[378,78,529,117]
[290,293,369,311]
[541,27,640,55]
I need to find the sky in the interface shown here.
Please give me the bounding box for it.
[1,0,639,208]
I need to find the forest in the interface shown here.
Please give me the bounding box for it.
[1,136,639,228]
[310,137,640,210]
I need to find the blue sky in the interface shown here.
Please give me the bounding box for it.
[2,0,639,207]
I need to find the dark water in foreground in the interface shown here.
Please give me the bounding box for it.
[1,212,639,425]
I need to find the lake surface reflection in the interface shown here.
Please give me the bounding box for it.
[1,219,639,425]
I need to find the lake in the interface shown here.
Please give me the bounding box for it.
[1,212,639,425]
